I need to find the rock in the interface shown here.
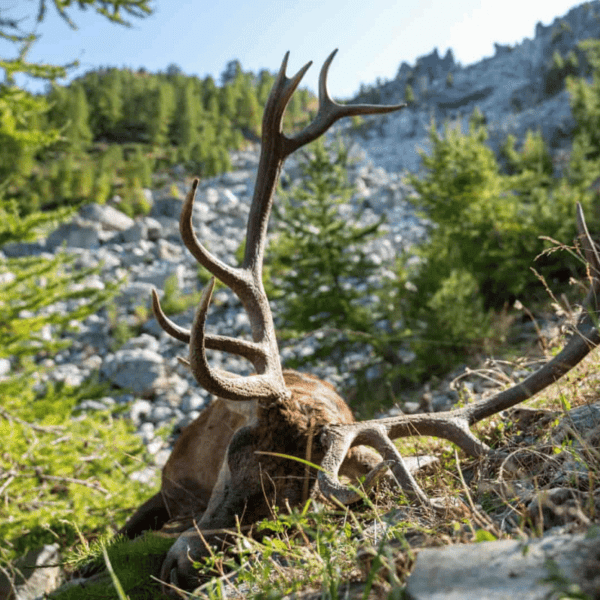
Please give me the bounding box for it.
[118,241,155,268]
[135,262,185,290]
[526,488,590,530]
[79,203,135,231]
[77,399,114,412]
[130,466,158,485]
[0,544,63,600]
[0,271,15,285]
[180,393,207,414]
[0,358,11,377]
[138,421,155,442]
[150,197,183,219]
[121,334,161,353]
[119,221,147,244]
[101,348,166,395]
[146,437,164,455]
[47,364,88,387]
[155,239,182,262]
[129,400,153,426]
[141,216,162,241]
[46,220,100,251]
[405,531,600,600]
[118,281,156,304]
[1,242,47,258]
[149,404,173,424]
[553,402,600,443]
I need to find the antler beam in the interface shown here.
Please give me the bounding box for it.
[151,51,406,402]
[319,203,600,506]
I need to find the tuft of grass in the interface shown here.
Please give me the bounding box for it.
[0,377,159,572]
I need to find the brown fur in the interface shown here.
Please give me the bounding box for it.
[120,369,378,540]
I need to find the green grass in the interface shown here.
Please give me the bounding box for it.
[0,376,159,574]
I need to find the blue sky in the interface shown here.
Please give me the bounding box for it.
[1,0,587,98]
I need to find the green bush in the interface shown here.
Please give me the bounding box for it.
[0,381,156,565]
[394,110,595,378]
[404,115,588,311]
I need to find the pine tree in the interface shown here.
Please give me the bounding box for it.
[96,68,123,136]
[171,79,202,162]
[148,81,175,147]
[65,82,93,150]
[268,138,384,341]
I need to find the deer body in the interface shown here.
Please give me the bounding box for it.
[118,50,600,594]
[121,370,380,537]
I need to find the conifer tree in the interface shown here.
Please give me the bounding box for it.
[66,82,93,150]
[268,138,384,344]
[147,81,175,147]
[171,79,202,162]
[95,68,123,136]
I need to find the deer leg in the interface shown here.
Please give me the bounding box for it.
[160,426,271,593]
[118,491,170,539]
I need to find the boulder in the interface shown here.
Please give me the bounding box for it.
[405,532,600,600]
[46,220,100,251]
[101,348,166,395]
[79,203,135,231]
[0,544,63,600]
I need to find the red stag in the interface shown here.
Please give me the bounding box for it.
[120,51,600,593]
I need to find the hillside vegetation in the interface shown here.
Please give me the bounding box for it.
[4,60,314,221]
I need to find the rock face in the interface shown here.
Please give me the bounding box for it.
[348,1,600,175]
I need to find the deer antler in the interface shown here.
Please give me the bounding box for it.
[318,203,600,506]
[151,51,406,402]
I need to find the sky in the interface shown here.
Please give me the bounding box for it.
[0,0,589,98]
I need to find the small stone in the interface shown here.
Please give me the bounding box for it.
[129,399,153,426]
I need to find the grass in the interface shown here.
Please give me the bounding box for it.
[45,352,599,599]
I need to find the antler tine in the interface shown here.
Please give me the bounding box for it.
[266,51,313,131]
[189,278,288,402]
[151,289,269,369]
[319,410,488,506]
[283,49,407,157]
[180,179,252,297]
[151,289,191,343]
[319,424,430,505]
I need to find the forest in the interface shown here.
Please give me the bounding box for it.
[3,59,314,220]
